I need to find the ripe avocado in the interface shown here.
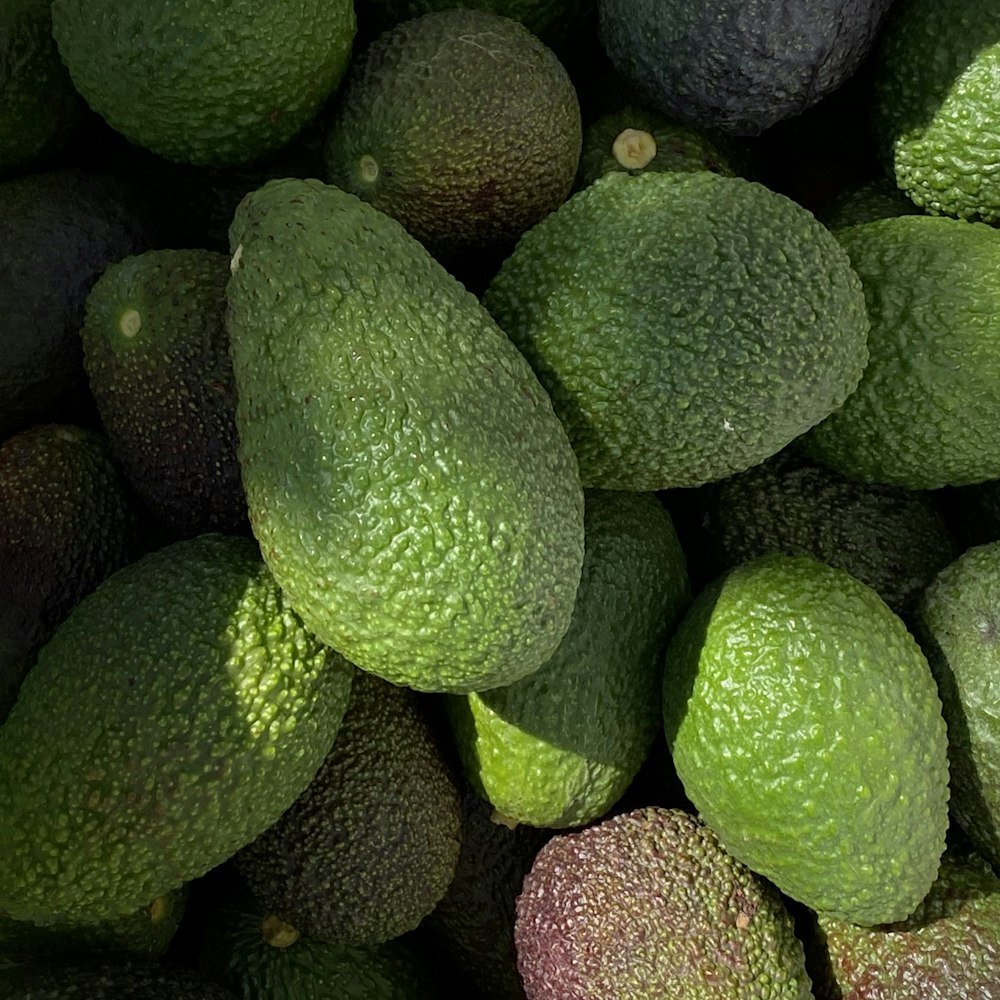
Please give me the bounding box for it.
[81,248,247,539]
[597,0,894,135]
[662,553,950,926]
[233,668,463,946]
[482,170,869,491]
[0,423,143,721]
[324,9,582,267]
[0,169,162,438]
[226,177,585,693]
[804,844,1000,999]
[515,806,814,998]
[0,533,355,925]
[447,489,690,829]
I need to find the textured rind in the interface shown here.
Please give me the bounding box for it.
[234,669,463,946]
[915,542,1000,870]
[203,896,442,1000]
[872,0,1000,222]
[226,177,585,693]
[514,806,814,999]
[448,489,691,828]
[801,215,1000,489]
[0,885,188,964]
[483,170,870,491]
[810,848,1000,1000]
[597,0,893,135]
[0,533,355,925]
[662,553,950,926]
[50,0,356,166]
[692,447,958,619]
[81,248,246,538]
[324,8,581,260]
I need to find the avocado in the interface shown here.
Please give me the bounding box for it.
[51,0,356,167]
[324,9,582,268]
[226,177,585,694]
[804,844,1000,999]
[0,169,162,438]
[816,176,925,231]
[0,959,240,1000]
[0,0,87,177]
[0,886,188,965]
[871,0,1000,223]
[915,541,1000,872]
[514,806,814,998]
[482,170,869,491]
[575,103,744,190]
[447,489,690,829]
[0,533,355,925]
[422,782,551,1000]
[662,553,950,926]
[199,884,445,1000]
[800,214,1000,489]
[233,668,463,946]
[81,248,247,540]
[675,445,959,619]
[597,0,894,135]
[0,423,144,721]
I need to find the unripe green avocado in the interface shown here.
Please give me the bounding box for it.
[226,177,585,693]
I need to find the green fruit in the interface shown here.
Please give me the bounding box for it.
[0,533,354,925]
[872,0,1000,222]
[806,845,1000,999]
[597,0,894,135]
[0,886,187,965]
[575,103,744,190]
[324,9,581,263]
[662,553,950,926]
[234,669,463,946]
[226,177,585,693]
[915,542,1000,871]
[817,176,924,231]
[81,248,246,539]
[483,170,869,490]
[514,806,814,999]
[50,0,356,166]
[448,489,690,828]
[0,0,86,177]
[801,215,1000,489]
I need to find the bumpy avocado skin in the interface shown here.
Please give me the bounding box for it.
[805,846,1000,999]
[448,489,690,828]
[0,533,355,926]
[597,0,893,135]
[81,248,246,540]
[226,177,585,694]
[515,806,814,999]
[483,170,869,491]
[682,446,958,619]
[234,669,463,947]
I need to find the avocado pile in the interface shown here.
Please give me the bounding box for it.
[4,0,1000,997]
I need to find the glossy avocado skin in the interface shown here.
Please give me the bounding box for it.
[598,0,894,135]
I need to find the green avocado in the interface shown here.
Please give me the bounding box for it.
[226,177,585,694]
[0,533,355,925]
